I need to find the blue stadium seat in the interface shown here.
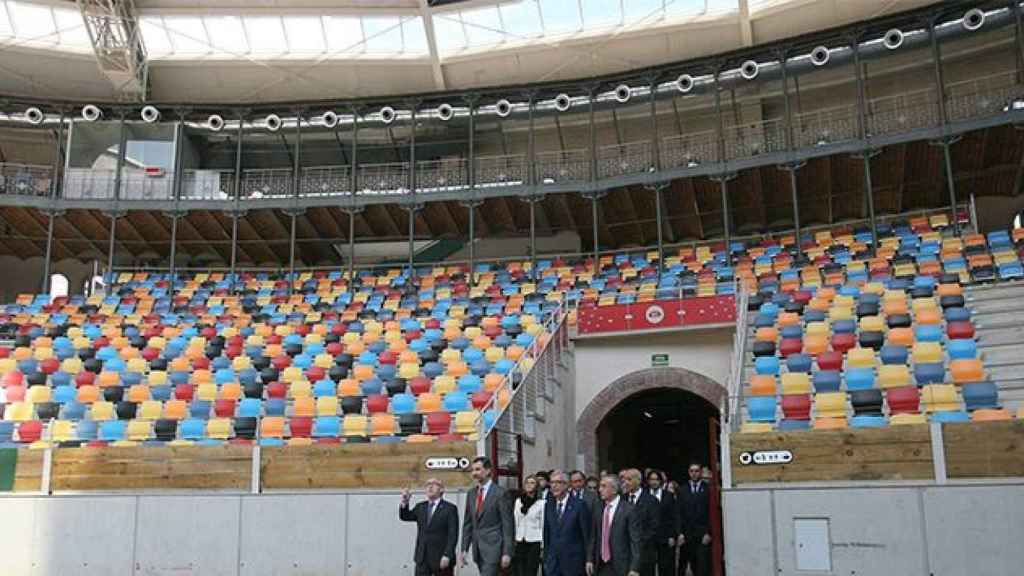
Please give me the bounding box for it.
[813,371,842,393]
[946,339,977,360]
[914,363,946,386]
[961,382,999,411]
[846,368,876,391]
[755,356,780,376]
[747,397,777,423]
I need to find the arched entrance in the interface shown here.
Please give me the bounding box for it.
[596,387,718,481]
[576,367,726,475]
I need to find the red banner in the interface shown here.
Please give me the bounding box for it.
[577,295,737,335]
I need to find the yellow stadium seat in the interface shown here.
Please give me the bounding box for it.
[89,401,115,421]
[126,420,152,442]
[814,392,847,419]
[139,401,163,420]
[740,422,773,433]
[781,373,811,395]
[196,383,218,402]
[878,365,911,389]
[454,411,480,435]
[432,375,457,395]
[27,386,51,404]
[858,316,884,333]
[50,421,77,442]
[921,384,960,412]
[911,342,943,365]
[316,397,339,417]
[207,418,232,440]
[890,413,927,425]
[343,415,368,437]
[289,381,312,399]
[845,347,876,369]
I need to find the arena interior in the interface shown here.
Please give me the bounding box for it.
[0,0,1022,574]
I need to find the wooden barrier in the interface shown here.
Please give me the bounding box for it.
[730,425,935,484]
[12,449,44,492]
[261,441,476,490]
[944,420,1024,479]
[51,445,252,491]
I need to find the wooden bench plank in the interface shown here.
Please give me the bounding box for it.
[731,426,934,484]
[261,441,476,490]
[51,446,252,491]
[944,420,1024,479]
[13,449,43,492]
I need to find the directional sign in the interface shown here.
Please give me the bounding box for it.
[738,450,794,466]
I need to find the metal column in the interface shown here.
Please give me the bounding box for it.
[648,75,665,281]
[467,99,477,285]
[527,94,538,278]
[168,117,184,293]
[930,16,960,235]
[588,88,600,271]
[348,109,360,292]
[229,113,244,288]
[41,112,65,294]
[713,67,731,251]
[407,105,417,278]
[106,113,128,293]
[287,111,302,294]
[852,34,878,246]
[1015,0,1024,85]
[779,48,803,254]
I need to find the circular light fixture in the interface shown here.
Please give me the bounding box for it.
[676,74,695,94]
[437,103,454,121]
[554,94,572,112]
[265,114,282,132]
[810,46,830,67]
[321,110,339,128]
[24,107,44,125]
[495,99,513,118]
[613,84,632,103]
[740,60,759,80]
[81,104,102,122]
[207,114,225,131]
[883,29,904,50]
[380,106,396,125]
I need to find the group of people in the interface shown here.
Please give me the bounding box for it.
[399,457,711,576]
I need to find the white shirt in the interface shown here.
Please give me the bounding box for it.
[628,489,642,505]
[514,497,545,543]
[603,495,621,523]
[651,488,663,502]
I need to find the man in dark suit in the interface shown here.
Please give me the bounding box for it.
[676,463,710,576]
[461,456,514,576]
[586,474,641,576]
[399,478,459,575]
[544,470,592,576]
[570,469,600,513]
[646,469,679,576]
[619,468,659,576]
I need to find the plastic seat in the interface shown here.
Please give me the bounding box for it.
[913,363,945,386]
[930,411,970,423]
[850,389,883,416]
[260,416,285,439]
[342,415,368,437]
[878,364,911,389]
[831,333,856,353]
[971,408,1012,422]
[914,325,943,343]
[425,412,452,435]
[98,420,127,442]
[812,417,847,430]
[850,415,887,428]
[950,359,984,384]
[785,354,812,374]
[890,413,927,425]
[89,401,115,421]
[288,417,313,438]
[126,420,152,442]
[846,348,876,369]
[179,418,207,441]
[781,373,812,395]
[886,386,921,415]
[812,371,841,393]
[814,392,847,419]
[293,397,315,418]
[961,382,999,411]
[781,394,811,420]
[921,384,960,412]
[845,368,875,391]
[946,339,977,360]
[746,396,777,423]
[371,414,397,436]
[816,351,843,372]
[748,375,776,396]
[754,356,780,376]
[313,416,341,438]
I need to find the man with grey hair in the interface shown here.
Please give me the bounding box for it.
[400,477,459,575]
[543,470,591,576]
[587,474,641,576]
[619,468,659,576]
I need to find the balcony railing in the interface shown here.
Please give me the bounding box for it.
[40,71,1024,203]
[0,163,53,197]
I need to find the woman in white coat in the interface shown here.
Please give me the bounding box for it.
[512,474,545,576]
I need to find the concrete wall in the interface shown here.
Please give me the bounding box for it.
[0,490,484,576]
[723,483,1024,576]
[520,352,578,477]
[446,231,582,263]
[572,327,734,421]
[0,256,95,303]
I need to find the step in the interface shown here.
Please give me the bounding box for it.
[965,281,1024,302]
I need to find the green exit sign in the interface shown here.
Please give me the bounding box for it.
[651,353,669,367]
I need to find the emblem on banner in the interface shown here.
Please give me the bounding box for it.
[645,305,665,324]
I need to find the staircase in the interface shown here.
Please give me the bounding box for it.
[966,280,1024,412]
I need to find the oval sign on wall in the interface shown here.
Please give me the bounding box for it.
[645,305,666,324]
[425,457,471,470]
[739,450,794,465]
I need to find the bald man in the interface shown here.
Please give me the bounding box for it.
[400,478,459,576]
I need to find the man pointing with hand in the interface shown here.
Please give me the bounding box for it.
[399,478,459,576]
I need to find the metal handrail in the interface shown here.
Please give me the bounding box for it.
[727,282,750,432]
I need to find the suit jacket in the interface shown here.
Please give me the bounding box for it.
[543,495,592,576]
[649,489,679,543]
[677,480,710,537]
[588,499,642,576]
[462,482,514,565]
[399,498,459,570]
[625,489,660,558]
[573,488,600,515]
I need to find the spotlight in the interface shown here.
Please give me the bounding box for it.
[613,84,632,104]
[437,103,454,121]
[380,106,396,125]
[495,99,512,118]
[883,29,904,50]
[207,115,225,131]
[810,46,830,67]
[140,105,160,123]
[676,74,694,94]
[265,114,282,132]
[740,60,759,80]
[963,8,985,32]
[554,93,572,112]
[81,104,102,122]
[321,110,339,128]
[24,107,44,125]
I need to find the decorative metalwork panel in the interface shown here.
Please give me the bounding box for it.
[241,168,293,198]
[181,170,235,200]
[661,130,720,168]
[534,149,590,185]
[62,169,117,200]
[357,162,410,196]
[597,141,653,179]
[723,118,786,160]
[417,158,467,194]
[866,88,939,137]
[794,105,859,148]
[301,166,351,196]
[119,171,175,200]
[0,163,53,197]
[476,154,527,188]
[946,71,1023,123]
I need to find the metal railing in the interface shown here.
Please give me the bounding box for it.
[478,300,568,451]
[534,149,590,185]
[597,141,653,179]
[726,282,750,432]
[0,163,53,197]
[44,71,1023,202]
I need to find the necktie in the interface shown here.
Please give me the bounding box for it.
[691,482,698,494]
[428,501,436,524]
[476,487,484,517]
[558,500,565,520]
[601,504,612,563]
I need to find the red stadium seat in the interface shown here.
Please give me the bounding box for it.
[366,394,389,414]
[781,394,812,420]
[426,413,451,435]
[288,417,313,438]
[816,351,843,372]
[779,338,803,358]
[946,321,975,340]
[831,333,856,353]
[886,386,921,415]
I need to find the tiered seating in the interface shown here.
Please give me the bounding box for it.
[0,266,563,448]
[741,220,1024,432]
